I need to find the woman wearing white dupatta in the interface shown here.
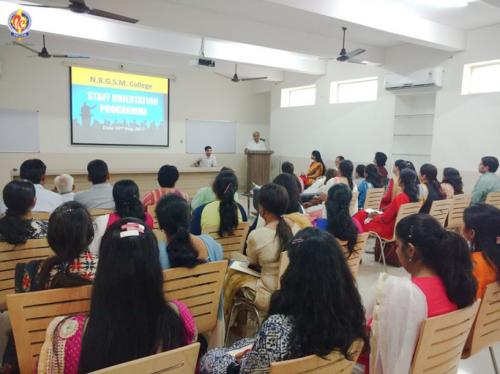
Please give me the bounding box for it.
[360,213,477,374]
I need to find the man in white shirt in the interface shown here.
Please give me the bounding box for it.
[74,159,115,209]
[19,159,63,212]
[245,131,267,153]
[195,146,217,168]
[54,174,75,202]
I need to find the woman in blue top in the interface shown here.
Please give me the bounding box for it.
[357,164,383,209]
[156,193,224,347]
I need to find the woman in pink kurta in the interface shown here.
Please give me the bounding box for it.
[38,218,197,374]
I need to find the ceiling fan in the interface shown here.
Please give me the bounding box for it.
[216,64,267,82]
[13,34,90,59]
[19,0,139,23]
[323,27,367,64]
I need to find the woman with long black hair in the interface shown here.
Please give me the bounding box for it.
[201,228,367,373]
[38,218,197,373]
[300,150,326,188]
[441,167,464,198]
[419,163,446,214]
[357,164,383,209]
[364,214,476,374]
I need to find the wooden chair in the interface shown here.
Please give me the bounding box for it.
[89,208,113,219]
[446,194,471,230]
[202,223,250,260]
[31,212,50,220]
[350,191,359,216]
[486,191,500,210]
[89,343,200,374]
[270,339,364,373]
[363,188,385,210]
[410,301,480,374]
[462,283,500,374]
[163,260,228,334]
[428,199,453,227]
[0,239,53,310]
[7,285,93,374]
[369,202,421,269]
[337,233,369,277]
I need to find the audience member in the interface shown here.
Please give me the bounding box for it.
[0,180,47,244]
[362,214,476,373]
[316,184,363,254]
[354,169,419,239]
[20,159,63,212]
[471,156,500,203]
[143,165,188,208]
[419,163,446,214]
[335,155,345,168]
[381,159,408,208]
[156,194,224,347]
[281,161,304,192]
[300,150,326,188]
[357,164,382,209]
[16,201,97,292]
[54,174,75,202]
[191,167,239,210]
[374,152,389,187]
[303,168,336,196]
[463,203,500,299]
[90,180,153,254]
[38,218,197,373]
[323,159,358,196]
[355,164,366,187]
[441,167,464,198]
[201,228,367,374]
[191,170,247,235]
[74,160,114,209]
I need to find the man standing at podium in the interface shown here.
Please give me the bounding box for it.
[245,131,267,153]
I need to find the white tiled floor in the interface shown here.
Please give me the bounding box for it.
[358,247,498,374]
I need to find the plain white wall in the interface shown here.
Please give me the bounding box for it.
[270,24,500,192]
[0,46,270,188]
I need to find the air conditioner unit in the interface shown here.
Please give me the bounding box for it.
[384,67,444,91]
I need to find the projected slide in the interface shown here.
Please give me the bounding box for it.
[70,66,169,147]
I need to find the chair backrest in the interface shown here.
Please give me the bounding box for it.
[337,233,369,278]
[202,223,250,260]
[463,282,500,358]
[446,194,471,230]
[486,191,500,209]
[363,188,385,210]
[270,338,364,374]
[31,212,50,220]
[89,208,114,219]
[428,199,453,227]
[387,202,421,241]
[7,285,93,374]
[410,301,480,374]
[277,251,289,290]
[0,239,53,310]
[350,191,359,216]
[89,343,200,374]
[162,260,228,334]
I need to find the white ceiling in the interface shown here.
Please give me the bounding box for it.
[1,0,500,77]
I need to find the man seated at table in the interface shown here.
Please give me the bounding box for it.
[194,145,217,168]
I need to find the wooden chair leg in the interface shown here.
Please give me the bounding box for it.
[490,346,499,374]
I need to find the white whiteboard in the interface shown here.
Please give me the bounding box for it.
[0,108,39,153]
[185,120,236,154]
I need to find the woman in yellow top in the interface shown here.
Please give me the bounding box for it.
[300,150,326,188]
[462,203,500,299]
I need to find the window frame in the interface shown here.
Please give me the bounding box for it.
[462,59,500,95]
[280,84,316,108]
[330,76,379,104]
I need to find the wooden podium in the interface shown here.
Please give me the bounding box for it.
[246,150,274,191]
